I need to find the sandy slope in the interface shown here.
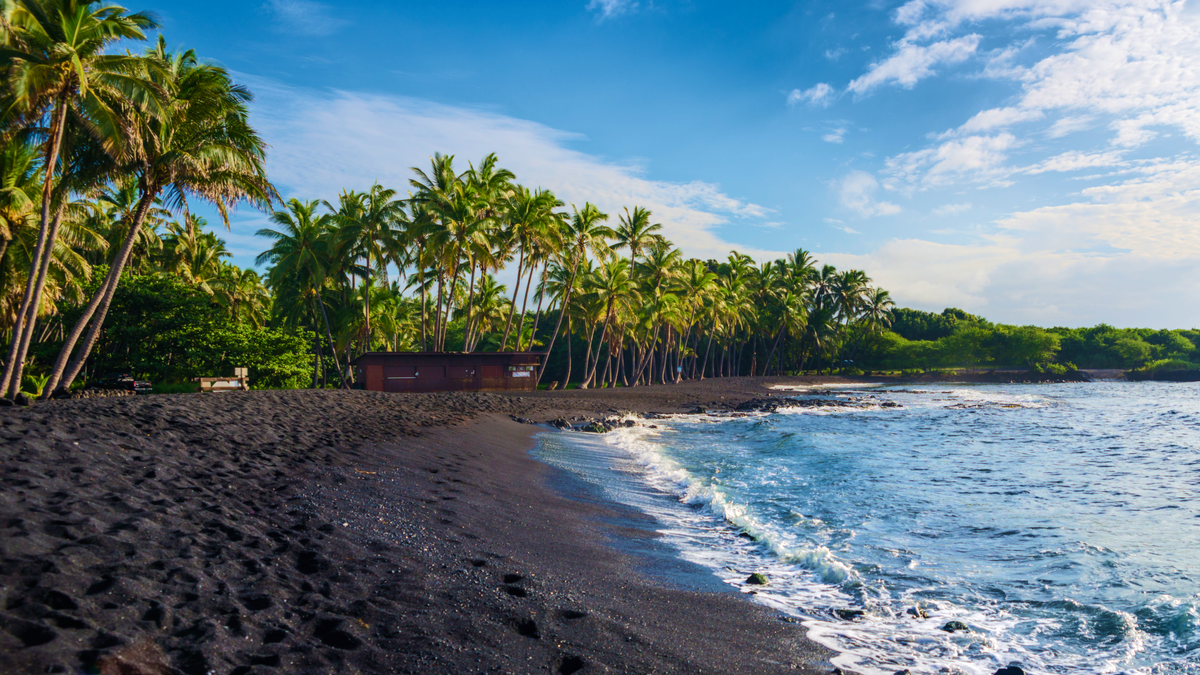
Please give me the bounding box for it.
[0,381,840,674]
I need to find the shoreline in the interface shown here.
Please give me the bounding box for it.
[1,381,846,674]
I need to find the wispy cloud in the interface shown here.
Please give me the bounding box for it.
[587,0,637,20]
[837,170,902,217]
[262,0,348,36]
[235,76,780,266]
[932,202,972,215]
[788,83,835,107]
[848,34,980,94]
[823,127,848,144]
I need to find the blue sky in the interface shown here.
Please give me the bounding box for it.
[157,0,1200,328]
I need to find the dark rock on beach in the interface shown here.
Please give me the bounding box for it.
[746,573,769,585]
[941,620,971,633]
[833,609,866,621]
[994,667,1026,675]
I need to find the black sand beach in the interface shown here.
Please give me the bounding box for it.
[1,379,843,675]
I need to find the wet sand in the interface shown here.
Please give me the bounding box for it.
[1,379,846,674]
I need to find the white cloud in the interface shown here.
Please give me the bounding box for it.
[234,76,780,266]
[932,202,972,215]
[822,158,1200,327]
[848,35,981,93]
[954,106,1044,135]
[885,133,1017,189]
[788,83,835,107]
[587,0,637,19]
[1023,149,1126,174]
[825,48,847,61]
[823,127,848,144]
[1045,114,1095,137]
[263,0,348,36]
[837,171,902,217]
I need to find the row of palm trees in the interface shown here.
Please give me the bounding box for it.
[257,152,897,389]
[0,0,896,397]
[0,0,273,399]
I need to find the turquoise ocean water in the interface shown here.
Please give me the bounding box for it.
[533,382,1200,674]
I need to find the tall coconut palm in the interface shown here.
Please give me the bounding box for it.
[612,206,663,262]
[537,202,611,384]
[0,0,163,398]
[44,38,275,396]
[329,183,405,349]
[256,199,340,387]
[498,186,562,351]
[580,257,639,388]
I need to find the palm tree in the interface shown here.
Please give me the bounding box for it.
[613,206,663,261]
[498,186,562,351]
[537,202,611,384]
[329,183,405,349]
[580,257,639,388]
[0,0,163,398]
[256,199,341,387]
[214,265,270,329]
[44,37,276,396]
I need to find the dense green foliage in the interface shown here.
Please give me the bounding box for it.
[50,274,310,387]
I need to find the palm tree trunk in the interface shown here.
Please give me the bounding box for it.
[536,257,577,385]
[7,207,65,398]
[45,191,158,396]
[583,303,614,388]
[312,330,321,389]
[317,291,344,387]
[561,317,573,389]
[363,261,372,350]
[433,269,446,350]
[516,263,536,350]
[462,259,478,352]
[699,328,716,380]
[1,100,67,398]
[524,263,548,352]
[499,247,524,351]
[418,248,428,351]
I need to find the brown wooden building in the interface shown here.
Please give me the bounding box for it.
[351,352,545,393]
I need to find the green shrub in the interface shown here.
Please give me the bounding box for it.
[1142,358,1199,372]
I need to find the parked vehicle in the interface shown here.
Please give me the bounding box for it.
[88,373,153,395]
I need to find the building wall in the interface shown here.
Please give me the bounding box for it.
[353,353,543,392]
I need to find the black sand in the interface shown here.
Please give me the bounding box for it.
[1,380,843,674]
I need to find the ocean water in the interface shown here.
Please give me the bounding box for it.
[532,382,1200,675]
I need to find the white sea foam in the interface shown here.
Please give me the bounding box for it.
[536,394,1196,675]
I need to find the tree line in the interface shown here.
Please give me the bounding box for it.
[0,0,272,399]
[3,1,1188,399]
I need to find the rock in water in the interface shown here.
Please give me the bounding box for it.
[833,608,865,621]
[940,620,970,633]
[745,573,769,585]
[906,605,928,618]
[994,668,1025,675]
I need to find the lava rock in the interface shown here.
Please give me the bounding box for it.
[579,422,611,433]
[994,668,1025,675]
[13,393,30,406]
[833,608,865,621]
[906,606,928,619]
[0,397,12,406]
[940,620,971,633]
[745,573,769,585]
[549,418,571,430]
